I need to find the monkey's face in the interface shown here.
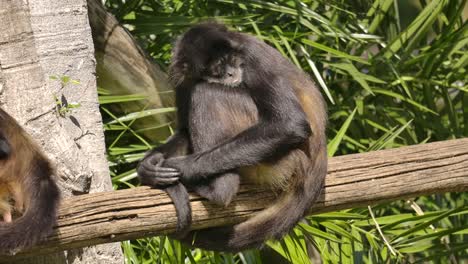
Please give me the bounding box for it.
[203,53,243,87]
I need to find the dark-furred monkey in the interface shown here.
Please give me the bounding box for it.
[0,107,60,254]
[138,22,327,252]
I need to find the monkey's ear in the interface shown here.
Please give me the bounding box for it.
[226,36,244,51]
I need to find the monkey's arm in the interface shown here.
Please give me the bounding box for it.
[164,77,312,182]
[137,130,190,185]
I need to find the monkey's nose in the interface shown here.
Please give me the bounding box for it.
[227,72,233,77]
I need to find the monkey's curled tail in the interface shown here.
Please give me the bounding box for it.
[165,183,192,238]
[181,137,327,252]
[0,158,60,254]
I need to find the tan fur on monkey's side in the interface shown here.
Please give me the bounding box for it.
[0,107,60,254]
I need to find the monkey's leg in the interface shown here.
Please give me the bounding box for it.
[190,172,240,207]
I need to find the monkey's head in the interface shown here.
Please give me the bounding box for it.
[169,22,244,87]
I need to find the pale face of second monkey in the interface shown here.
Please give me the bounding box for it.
[203,53,243,87]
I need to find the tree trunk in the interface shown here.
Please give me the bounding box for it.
[0,0,123,263]
[87,0,174,141]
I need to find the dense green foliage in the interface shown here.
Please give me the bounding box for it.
[99,0,467,263]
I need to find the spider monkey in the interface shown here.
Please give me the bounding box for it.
[138,22,327,252]
[0,107,60,254]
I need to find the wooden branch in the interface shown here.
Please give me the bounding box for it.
[3,139,468,260]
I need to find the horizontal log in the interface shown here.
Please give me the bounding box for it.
[2,138,468,260]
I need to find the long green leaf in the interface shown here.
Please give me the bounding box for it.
[328,108,357,156]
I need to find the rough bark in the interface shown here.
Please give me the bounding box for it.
[0,0,123,263]
[2,138,467,261]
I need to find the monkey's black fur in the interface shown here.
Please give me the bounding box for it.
[138,22,327,252]
[0,108,60,254]
[0,132,10,159]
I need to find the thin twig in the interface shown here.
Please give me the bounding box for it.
[368,205,397,256]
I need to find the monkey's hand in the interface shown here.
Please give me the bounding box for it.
[163,155,201,183]
[137,152,181,186]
